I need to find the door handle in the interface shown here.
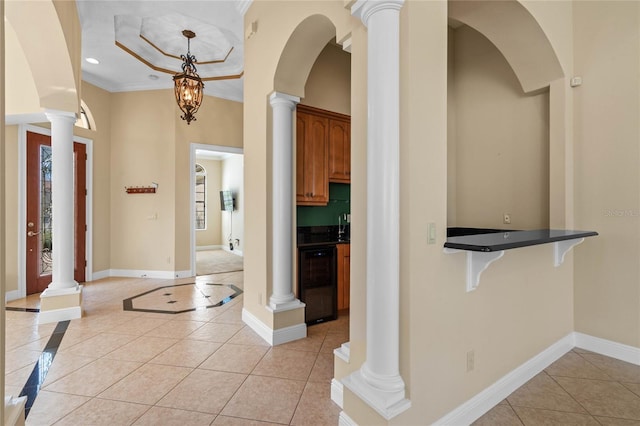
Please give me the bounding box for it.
[27,230,40,237]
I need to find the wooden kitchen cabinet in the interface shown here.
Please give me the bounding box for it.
[296,107,329,205]
[337,243,351,310]
[296,105,351,205]
[328,118,351,183]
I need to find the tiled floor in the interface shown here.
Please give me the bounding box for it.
[5,271,347,425]
[474,348,640,426]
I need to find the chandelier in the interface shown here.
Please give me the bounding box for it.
[173,30,204,125]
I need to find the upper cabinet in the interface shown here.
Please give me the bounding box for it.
[296,105,351,206]
[328,118,351,183]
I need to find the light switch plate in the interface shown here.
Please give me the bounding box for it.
[428,223,436,244]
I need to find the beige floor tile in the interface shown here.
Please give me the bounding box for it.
[60,332,138,357]
[211,308,245,325]
[187,322,245,343]
[103,335,179,363]
[41,352,97,386]
[507,373,587,414]
[25,390,90,426]
[512,406,600,425]
[472,404,524,426]
[200,343,269,374]
[221,375,305,424]
[623,382,640,398]
[157,369,247,414]
[554,376,640,420]
[145,319,206,338]
[5,363,35,387]
[228,327,270,346]
[98,363,192,404]
[132,406,216,425]
[149,339,222,367]
[5,348,42,374]
[252,347,317,381]
[545,352,613,380]
[320,332,349,354]
[290,381,341,426]
[212,416,282,425]
[107,317,171,335]
[53,397,150,426]
[56,328,100,351]
[279,328,326,353]
[5,385,23,398]
[579,353,640,384]
[42,358,142,396]
[308,352,334,383]
[595,417,640,426]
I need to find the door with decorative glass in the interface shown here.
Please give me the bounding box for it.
[26,131,86,294]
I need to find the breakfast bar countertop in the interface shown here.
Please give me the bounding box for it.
[444,229,599,252]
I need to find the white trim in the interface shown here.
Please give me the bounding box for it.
[196,245,224,251]
[108,269,192,279]
[91,270,110,281]
[190,143,244,277]
[5,290,20,302]
[223,246,244,257]
[241,307,307,346]
[4,395,27,426]
[574,332,640,365]
[331,378,344,408]
[338,411,358,426]
[334,342,351,363]
[433,333,575,425]
[17,125,93,298]
[38,305,82,324]
[236,0,253,16]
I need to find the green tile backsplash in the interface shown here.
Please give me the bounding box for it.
[297,183,350,226]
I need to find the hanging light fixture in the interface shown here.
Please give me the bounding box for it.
[173,30,204,125]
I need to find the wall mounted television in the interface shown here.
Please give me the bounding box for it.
[220,190,235,211]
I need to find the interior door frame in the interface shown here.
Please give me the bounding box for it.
[16,124,93,300]
[189,143,243,276]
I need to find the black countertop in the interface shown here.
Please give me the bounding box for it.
[444,229,598,252]
[297,225,350,247]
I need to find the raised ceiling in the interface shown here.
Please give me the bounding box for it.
[77,0,249,102]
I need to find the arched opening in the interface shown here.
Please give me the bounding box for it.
[447,0,564,231]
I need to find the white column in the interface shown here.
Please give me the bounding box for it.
[342,0,410,420]
[268,92,303,311]
[45,110,79,291]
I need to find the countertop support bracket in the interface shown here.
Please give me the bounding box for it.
[554,238,585,267]
[444,248,505,292]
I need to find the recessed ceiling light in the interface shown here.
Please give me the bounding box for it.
[148,74,159,80]
[85,57,100,65]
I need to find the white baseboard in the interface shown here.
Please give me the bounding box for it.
[338,411,358,426]
[331,378,344,408]
[5,290,21,303]
[91,270,110,280]
[196,245,224,251]
[223,246,243,257]
[433,333,575,426]
[241,307,307,346]
[108,269,192,279]
[334,342,351,363]
[4,395,27,426]
[574,332,640,365]
[38,306,82,324]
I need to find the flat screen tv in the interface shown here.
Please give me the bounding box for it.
[220,190,234,211]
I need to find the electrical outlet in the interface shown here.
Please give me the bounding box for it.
[503,213,511,225]
[467,350,475,372]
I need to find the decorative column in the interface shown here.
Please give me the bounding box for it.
[39,110,82,324]
[268,92,304,311]
[342,0,410,420]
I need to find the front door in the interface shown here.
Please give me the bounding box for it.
[26,131,86,294]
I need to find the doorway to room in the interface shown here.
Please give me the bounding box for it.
[189,143,244,277]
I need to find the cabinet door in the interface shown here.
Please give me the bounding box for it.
[329,119,351,183]
[337,244,351,310]
[296,111,329,206]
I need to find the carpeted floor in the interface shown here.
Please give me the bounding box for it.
[196,249,244,276]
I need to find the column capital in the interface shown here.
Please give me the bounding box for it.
[352,0,405,27]
[269,92,300,109]
[44,109,77,124]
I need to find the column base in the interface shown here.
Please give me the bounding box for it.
[4,396,27,426]
[242,305,307,346]
[342,368,411,420]
[39,284,83,324]
[268,298,305,312]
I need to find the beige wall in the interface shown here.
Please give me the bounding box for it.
[195,158,222,247]
[573,1,640,347]
[300,42,351,115]
[221,155,244,253]
[449,24,550,230]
